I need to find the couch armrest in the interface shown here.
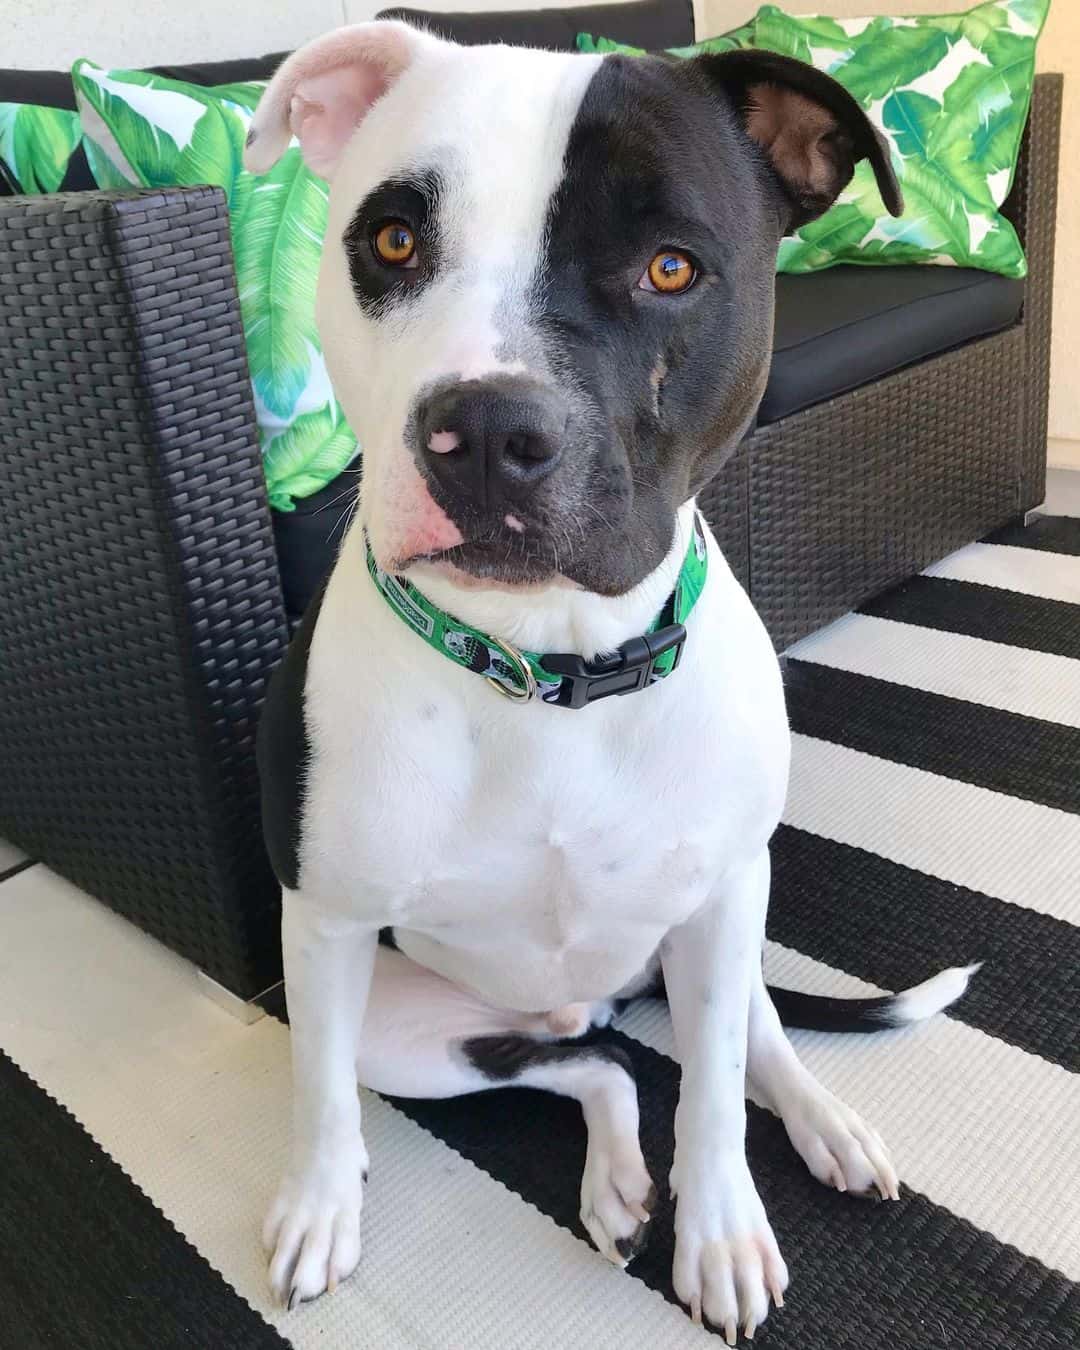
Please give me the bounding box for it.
[1002,72,1063,509]
[0,186,289,998]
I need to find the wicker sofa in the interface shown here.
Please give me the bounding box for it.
[0,1,1062,1004]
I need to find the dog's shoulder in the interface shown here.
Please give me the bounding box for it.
[257,576,330,891]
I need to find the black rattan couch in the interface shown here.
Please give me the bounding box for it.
[0,0,1062,1004]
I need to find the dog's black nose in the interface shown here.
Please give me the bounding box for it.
[418,379,566,508]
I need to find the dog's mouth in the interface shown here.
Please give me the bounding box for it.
[406,533,562,590]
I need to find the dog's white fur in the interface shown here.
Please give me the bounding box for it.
[250,24,905,1339]
[281,26,605,573]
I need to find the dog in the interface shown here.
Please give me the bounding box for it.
[245,23,976,1341]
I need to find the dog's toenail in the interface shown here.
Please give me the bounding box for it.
[615,1225,650,1263]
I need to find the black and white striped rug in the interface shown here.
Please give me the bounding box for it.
[2,513,1079,1350]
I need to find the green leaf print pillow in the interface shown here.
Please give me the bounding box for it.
[575,29,754,58]
[580,0,1048,278]
[751,1,1050,278]
[0,103,81,194]
[71,60,357,512]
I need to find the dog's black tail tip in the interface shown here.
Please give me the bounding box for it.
[768,963,982,1034]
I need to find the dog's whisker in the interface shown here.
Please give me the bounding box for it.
[327,498,358,544]
[321,484,362,513]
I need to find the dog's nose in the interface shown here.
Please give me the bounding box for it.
[418,380,566,508]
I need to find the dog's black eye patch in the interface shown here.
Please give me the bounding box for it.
[343,168,445,315]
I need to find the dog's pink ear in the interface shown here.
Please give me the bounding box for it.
[244,21,436,180]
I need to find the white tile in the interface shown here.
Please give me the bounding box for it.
[0,839,28,874]
[1046,467,1080,518]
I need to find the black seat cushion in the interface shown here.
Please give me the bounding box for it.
[763,264,1025,425]
[271,461,362,621]
[376,0,693,51]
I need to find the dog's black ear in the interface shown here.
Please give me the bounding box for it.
[697,49,903,231]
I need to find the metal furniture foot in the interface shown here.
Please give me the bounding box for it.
[195,969,275,1024]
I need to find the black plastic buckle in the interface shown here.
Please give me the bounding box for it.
[540,623,687,710]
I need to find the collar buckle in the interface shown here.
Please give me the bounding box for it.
[540,623,687,710]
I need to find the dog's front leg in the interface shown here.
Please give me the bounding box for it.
[264,889,377,1308]
[661,849,788,1343]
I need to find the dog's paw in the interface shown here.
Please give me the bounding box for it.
[545,1002,594,1037]
[672,1169,788,1343]
[263,1146,368,1308]
[782,1086,900,1202]
[580,1140,656,1267]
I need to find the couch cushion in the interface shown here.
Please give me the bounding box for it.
[762,265,1025,425]
[376,0,693,51]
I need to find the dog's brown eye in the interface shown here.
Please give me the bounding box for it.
[373,221,417,267]
[641,250,696,294]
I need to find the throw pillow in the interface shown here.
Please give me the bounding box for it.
[578,0,1049,278]
[0,103,81,194]
[575,30,753,57]
[751,1,1049,277]
[72,60,358,512]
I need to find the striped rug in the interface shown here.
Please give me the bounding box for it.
[2,512,1079,1350]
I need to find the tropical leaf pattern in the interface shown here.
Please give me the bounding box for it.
[752,1,1049,277]
[575,29,754,57]
[0,103,81,194]
[72,60,357,511]
[580,0,1047,278]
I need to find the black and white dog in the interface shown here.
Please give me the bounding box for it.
[246,23,975,1341]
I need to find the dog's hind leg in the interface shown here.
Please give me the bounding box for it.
[460,1034,657,1266]
[746,962,900,1201]
[358,946,656,1265]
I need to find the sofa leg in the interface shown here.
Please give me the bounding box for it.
[195,969,270,1025]
[1023,504,1045,526]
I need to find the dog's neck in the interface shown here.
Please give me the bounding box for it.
[346,501,698,661]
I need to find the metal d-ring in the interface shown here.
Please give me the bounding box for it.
[485,636,538,702]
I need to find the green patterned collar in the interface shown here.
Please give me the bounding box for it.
[364,515,708,709]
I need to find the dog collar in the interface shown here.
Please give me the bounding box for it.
[364,515,708,709]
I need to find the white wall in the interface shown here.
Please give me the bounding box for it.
[0,0,632,68]
[4,0,342,68]
[6,0,1074,456]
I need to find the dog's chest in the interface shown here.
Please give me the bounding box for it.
[304,709,744,1006]
[293,572,787,1009]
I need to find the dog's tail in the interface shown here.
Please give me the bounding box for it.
[767,964,982,1034]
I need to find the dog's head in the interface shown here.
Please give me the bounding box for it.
[247,23,900,595]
